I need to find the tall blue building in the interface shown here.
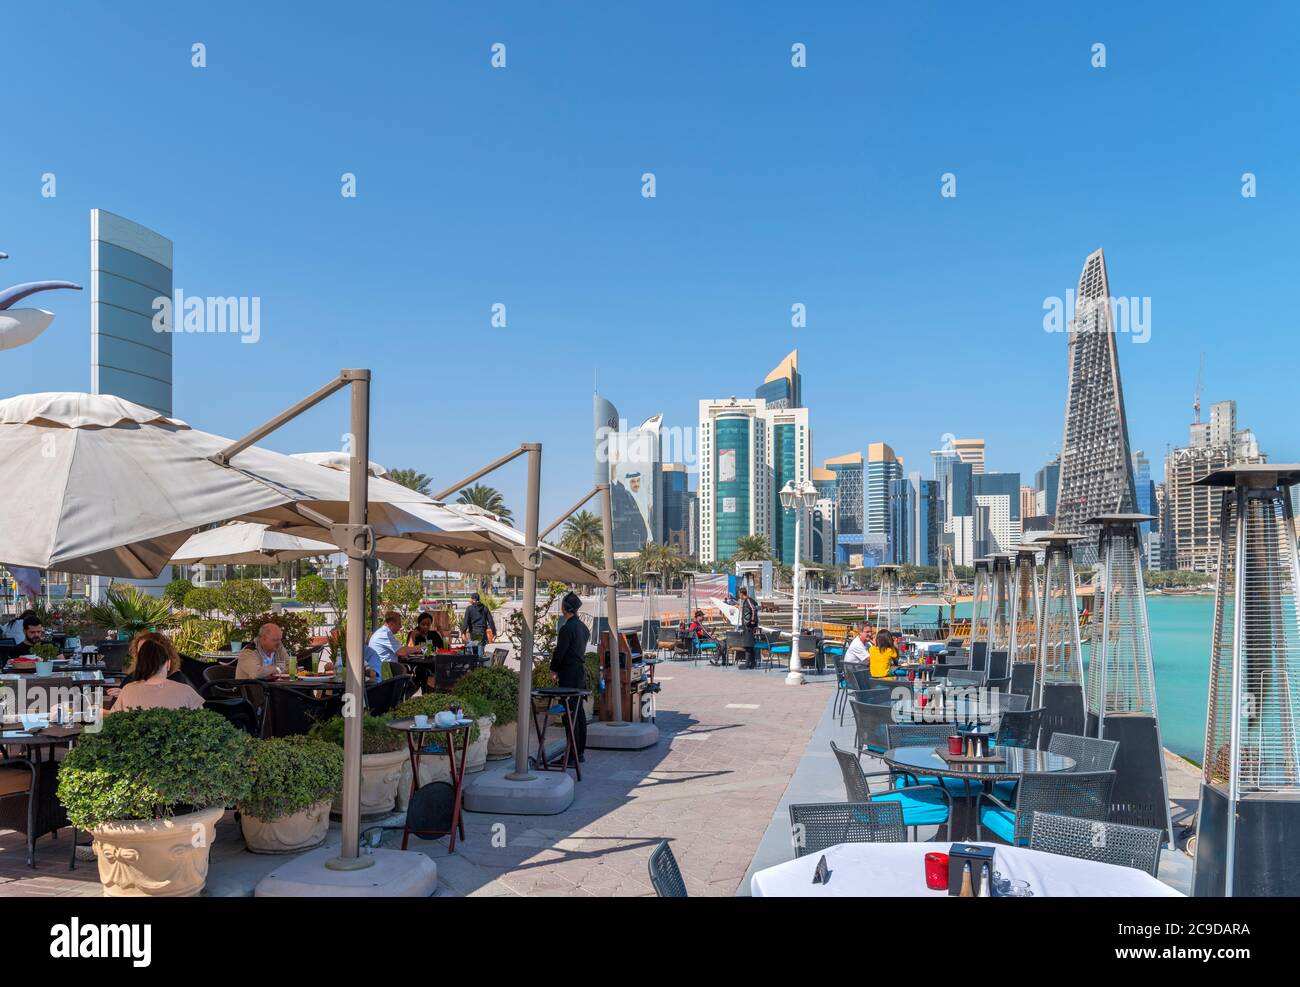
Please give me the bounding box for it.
[755,349,801,409]
[825,452,864,564]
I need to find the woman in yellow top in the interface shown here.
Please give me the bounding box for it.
[868,629,899,678]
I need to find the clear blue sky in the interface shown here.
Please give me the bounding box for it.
[4,1,1297,524]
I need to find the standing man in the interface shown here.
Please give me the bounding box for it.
[550,591,590,760]
[737,586,760,668]
[462,592,497,646]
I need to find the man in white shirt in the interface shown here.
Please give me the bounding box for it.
[364,611,422,680]
[844,625,872,665]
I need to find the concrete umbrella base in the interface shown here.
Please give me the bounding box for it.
[461,760,574,815]
[255,844,437,897]
[585,721,659,750]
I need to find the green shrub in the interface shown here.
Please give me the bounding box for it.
[168,617,237,655]
[218,580,273,627]
[88,585,176,636]
[452,664,521,725]
[239,610,314,655]
[184,586,222,618]
[307,714,404,755]
[30,643,60,661]
[240,737,342,821]
[390,693,491,744]
[57,708,253,829]
[163,578,196,607]
[584,651,601,696]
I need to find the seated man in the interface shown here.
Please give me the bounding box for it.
[9,615,45,657]
[364,611,422,680]
[236,622,291,680]
[843,624,871,665]
[2,609,37,645]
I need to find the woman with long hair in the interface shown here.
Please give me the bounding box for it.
[109,631,204,713]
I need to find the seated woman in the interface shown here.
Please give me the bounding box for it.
[108,632,204,713]
[406,610,445,652]
[868,628,899,679]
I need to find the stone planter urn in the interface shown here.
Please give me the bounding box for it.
[486,719,516,760]
[331,748,406,819]
[465,716,494,774]
[240,800,332,854]
[90,805,224,897]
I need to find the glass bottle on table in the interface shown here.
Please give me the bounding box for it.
[959,862,974,897]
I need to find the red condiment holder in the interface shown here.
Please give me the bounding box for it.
[925,852,950,890]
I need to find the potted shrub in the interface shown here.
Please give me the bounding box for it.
[453,664,522,760]
[238,737,342,853]
[308,714,405,818]
[88,585,176,640]
[387,694,492,808]
[56,708,252,897]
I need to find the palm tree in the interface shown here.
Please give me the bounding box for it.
[558,510,603,566]
[730,534,771,562]
[388,468,432,495]
[631,542,686,585]
[456,484,513,524]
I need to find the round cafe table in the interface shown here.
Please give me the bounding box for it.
[386,718,472,852]
[882,744,1076,840]
[749,841,1181,897]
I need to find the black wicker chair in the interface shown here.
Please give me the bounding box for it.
[978,770,1115,846]
[1048,733,1120,773]
[366,675,411,716]
[946,669,985,688]
[830,741,950,840]
[788,801,906,857]
[203,697,260,736]
[203,661,236,683]
[1027,811,1162,877]
[647,840,687,897]
[1009,662,1036,697]
[433,655,478,692]
[94,640,130,674]
[995,707,1044,749]
[265,687,343,738]
[177,653,211,690]
[848,693,898,756]
[489,648,509,667]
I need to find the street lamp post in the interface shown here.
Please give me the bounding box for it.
[780,478,818,686]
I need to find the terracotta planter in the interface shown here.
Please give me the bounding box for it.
[240,800,331,854]
[486,719,517,760]
[90,805,224,897]
[465,716,494,774]
[331,748,406,819]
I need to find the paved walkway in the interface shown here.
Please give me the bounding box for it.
[0,661,834,896]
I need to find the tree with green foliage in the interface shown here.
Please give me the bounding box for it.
[456,483,513,524]
[164,578,196,608]
[184,586,222,618]
[730,535,772,562]
[218,579,273,628]
[381,574,424,622]
[387,468,432,496]
[558,510,603,566]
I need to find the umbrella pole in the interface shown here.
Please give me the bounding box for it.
[599,482,624,724]
[331,370,374,870]
[509,444,543,780]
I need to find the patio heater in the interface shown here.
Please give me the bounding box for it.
[875,564,902,635]
[986,554,1013,681]
[780,478,817,685]
[1192,466,1300,896]
[641,569,661,648]
[1008,544,1042,697]
[1032,533,1086,744]
[969,558,992,672]
[1085,514,1172,842]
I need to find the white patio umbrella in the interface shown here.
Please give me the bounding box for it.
[170,522,337,565]
[290,450,388,477]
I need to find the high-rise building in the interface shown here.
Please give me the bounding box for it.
[825,451,864,565]
[1054,249,1138,553]
[91,209,173,415]
[1034,456,1061,520]
[662,463,690,555]
[812,497,837,567]
[972,471,1023,555]
[888,472,942,566]
[755,349,801,410]
[593,393,620,487]
[1163,400,1266,572]
[601,412,664,554]
[698,397,769,564]
[1019,486,1037,522]
[765,406,814,566]
[951,438,985,475]
[866,442,903,554]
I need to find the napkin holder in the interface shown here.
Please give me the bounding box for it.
[948,843,996,896]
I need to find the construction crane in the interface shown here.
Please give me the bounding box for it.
[1193,352,1205,424]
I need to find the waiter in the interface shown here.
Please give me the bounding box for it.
[737,586,760,668]
[550,591,589,760]
[461,592,497,645]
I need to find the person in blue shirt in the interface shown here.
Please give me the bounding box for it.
[364,611,423,679]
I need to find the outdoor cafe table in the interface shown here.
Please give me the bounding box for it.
[264,674,346,694]
[882,744,1076,840]
[386,718,471,852]
[749,842,1182,897]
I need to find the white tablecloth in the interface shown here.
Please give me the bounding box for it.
[750,842,1182,897]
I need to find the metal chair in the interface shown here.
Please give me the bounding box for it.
[365,674,412,716]
[202,697,260,736]
[177,653,211,690]
[788,801,907,857]
[647,840,687,897]
[1028,811,1162,877]
[946,669,986,687]
[831,653,850,721]
[489,648,509,667]
[977,770,1116,846]
[1047,733,1120,773]
[94,640,130,674]
[1009,662,1036,697]
[655,627,679,662]
[829,741,950,840]
[994,707,1044,749]
[848,693,897,756]
[203,661,236,683]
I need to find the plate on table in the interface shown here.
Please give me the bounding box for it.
[293,674,334,683]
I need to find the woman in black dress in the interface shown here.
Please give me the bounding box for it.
[406,610,445,652]
[550,591,589,760]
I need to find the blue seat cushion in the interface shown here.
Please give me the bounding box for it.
[978,804,1017,843]
[769,645,791,655]
[894,775,986,797]
[992,780,1017,801]
[869,787,949,827]
[697,642,717,650]
[825,646,846,656]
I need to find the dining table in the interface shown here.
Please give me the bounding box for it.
[883,743,1076,840]
[0,724,83,868]
[749,841,1182,897]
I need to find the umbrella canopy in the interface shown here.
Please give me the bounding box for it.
[291,450,388,477]
[0,393,365,577]
[171,522,337,565]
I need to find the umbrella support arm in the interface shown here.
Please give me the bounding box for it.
[538,484,601,543]
[208,371,362,467]
[430,445,531,503]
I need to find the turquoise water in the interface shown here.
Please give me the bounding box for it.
[903,595,1213,762]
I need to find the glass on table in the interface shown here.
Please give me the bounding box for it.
[925,852,950,890]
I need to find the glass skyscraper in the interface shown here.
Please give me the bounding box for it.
[712,412,754,562]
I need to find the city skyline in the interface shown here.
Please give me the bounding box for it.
[4,2,1298,529]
